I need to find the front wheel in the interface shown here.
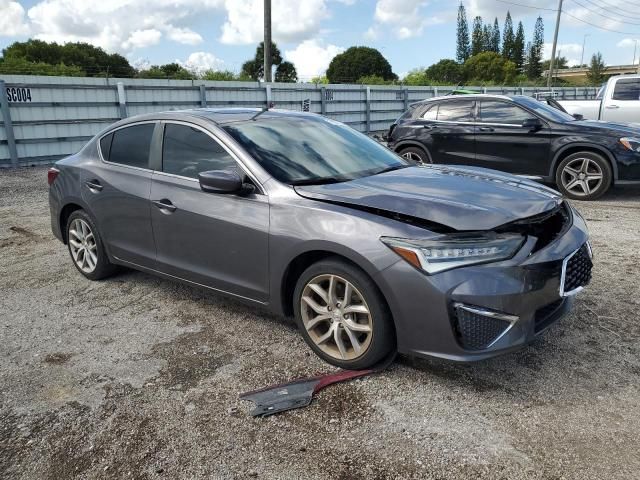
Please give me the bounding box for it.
[555,151,612,200]
[398,146,430,165]
[293,259,395,369]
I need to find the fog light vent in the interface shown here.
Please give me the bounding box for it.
[453,304,519,351]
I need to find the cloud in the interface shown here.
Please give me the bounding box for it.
[0,1,30,36]
[368,0,442,40]
[122,29,163,50]
[220,0,330,45]
[284,39,344,78]
[617,38,640,48]
[20,0,224,53]
[179,51,225,73]
[543,42,583,60]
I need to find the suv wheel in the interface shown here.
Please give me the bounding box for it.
[293,258,395,369]
[398,146,430,165]
[555,151,612,200]
[66,210,117,280]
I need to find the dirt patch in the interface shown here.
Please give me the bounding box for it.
[43,353,74,365]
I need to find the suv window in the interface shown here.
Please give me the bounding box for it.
[479,101,531,124]
[612,78,640,100]
[421,105,437,120]
[106,124,154,168]
[162,123,237,179]
[436,101,473,122]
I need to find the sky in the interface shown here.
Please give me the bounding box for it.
[1,0,640,79]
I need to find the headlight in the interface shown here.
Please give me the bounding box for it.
[381,233,525,274]
[619,137,640,152]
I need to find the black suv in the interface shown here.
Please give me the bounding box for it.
[387,94,640,200]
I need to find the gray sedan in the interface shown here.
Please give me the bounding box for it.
[48,109,592,369]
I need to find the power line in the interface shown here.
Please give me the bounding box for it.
[568,0,640,26]
[494,0,558,12]
[582,0,640,19]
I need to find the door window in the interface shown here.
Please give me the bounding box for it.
[421,105,437,120]
[612,78,640,100]
[479,101,531,125]
[106,123,154,168]
[435,101,473,122]
[162,124,237,179]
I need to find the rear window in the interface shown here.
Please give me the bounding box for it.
[103,123,155,168]
[436,101,473,122]
[612,78,640,101]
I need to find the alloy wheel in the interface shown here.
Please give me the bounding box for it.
[300,274,373,361]
[68,218,98,273]
[401,151,425,164]
[560,157,604,198]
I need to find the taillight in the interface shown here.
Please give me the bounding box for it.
[47,167,60,185]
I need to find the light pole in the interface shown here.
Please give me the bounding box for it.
[580,33,590,66]
[264,0,272,83]
[548,0,563,88]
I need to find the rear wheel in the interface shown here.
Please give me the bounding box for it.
[398,146,430,165]
[293,258,395,369]
[555,151,612,200]
[66,210,117,280]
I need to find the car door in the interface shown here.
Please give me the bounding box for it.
[150,121,270,302]
[475,100,551,175]
[603,77,640,123]
[416,99,476,165]
[82,122,157,267]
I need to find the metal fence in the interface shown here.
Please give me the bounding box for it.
[0,74,599,168]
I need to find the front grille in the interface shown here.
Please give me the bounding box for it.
[453,307,512,351]
[562,244,593,294]
[497,203,570,253]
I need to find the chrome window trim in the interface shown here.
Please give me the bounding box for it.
[97,120,157,172]
[159,119,265,195]
[453,303,520,349]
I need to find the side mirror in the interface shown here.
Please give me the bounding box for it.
[572,113,584,121]
[522,117,543,131]
[198,170,254,195]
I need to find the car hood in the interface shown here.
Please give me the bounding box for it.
[570,119,640,135]
[294,165,563,231]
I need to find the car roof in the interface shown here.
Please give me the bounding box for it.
[409,94,529,109]
[111,108,319,127]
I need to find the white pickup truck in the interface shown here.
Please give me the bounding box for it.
[558,74,640,123]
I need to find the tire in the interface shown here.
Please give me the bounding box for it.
[66,210,117,280]
[555,151,612,200]
[398,146,430,165]
[293,258,395,369]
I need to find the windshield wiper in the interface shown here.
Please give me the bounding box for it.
[290,176,351,186]
[373,164,409,176]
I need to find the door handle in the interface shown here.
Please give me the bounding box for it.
[152,199,177,213]
[423,124,437,130]
[605,104,619,109]
[85,180,103,192]
[478,126,494,132]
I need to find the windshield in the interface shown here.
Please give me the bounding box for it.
[513,96,575,123]
[222,115,408,185]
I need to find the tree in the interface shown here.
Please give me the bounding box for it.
[241,41,283,81]
[403,68,430,86]
[2,39,135,77]
[275,61,298,83]
[471,17,484,56]
[456,3,471,63]
[490,18,501,53]
[514,21,526,71]
[0,56,85,76]
[526,16,544,79]
[425,59,464,83]
[482,24,493,54]
[326,46,396,83]
[201,70,239,81]
[310,75,329,84]
[542,56,568,72]
[502,12,515,62]
[464,52,517,84]
[137,63,194,79]
[357,74,394,85]
[587,52,606,85]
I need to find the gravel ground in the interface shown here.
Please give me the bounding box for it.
[1,166,639,480]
